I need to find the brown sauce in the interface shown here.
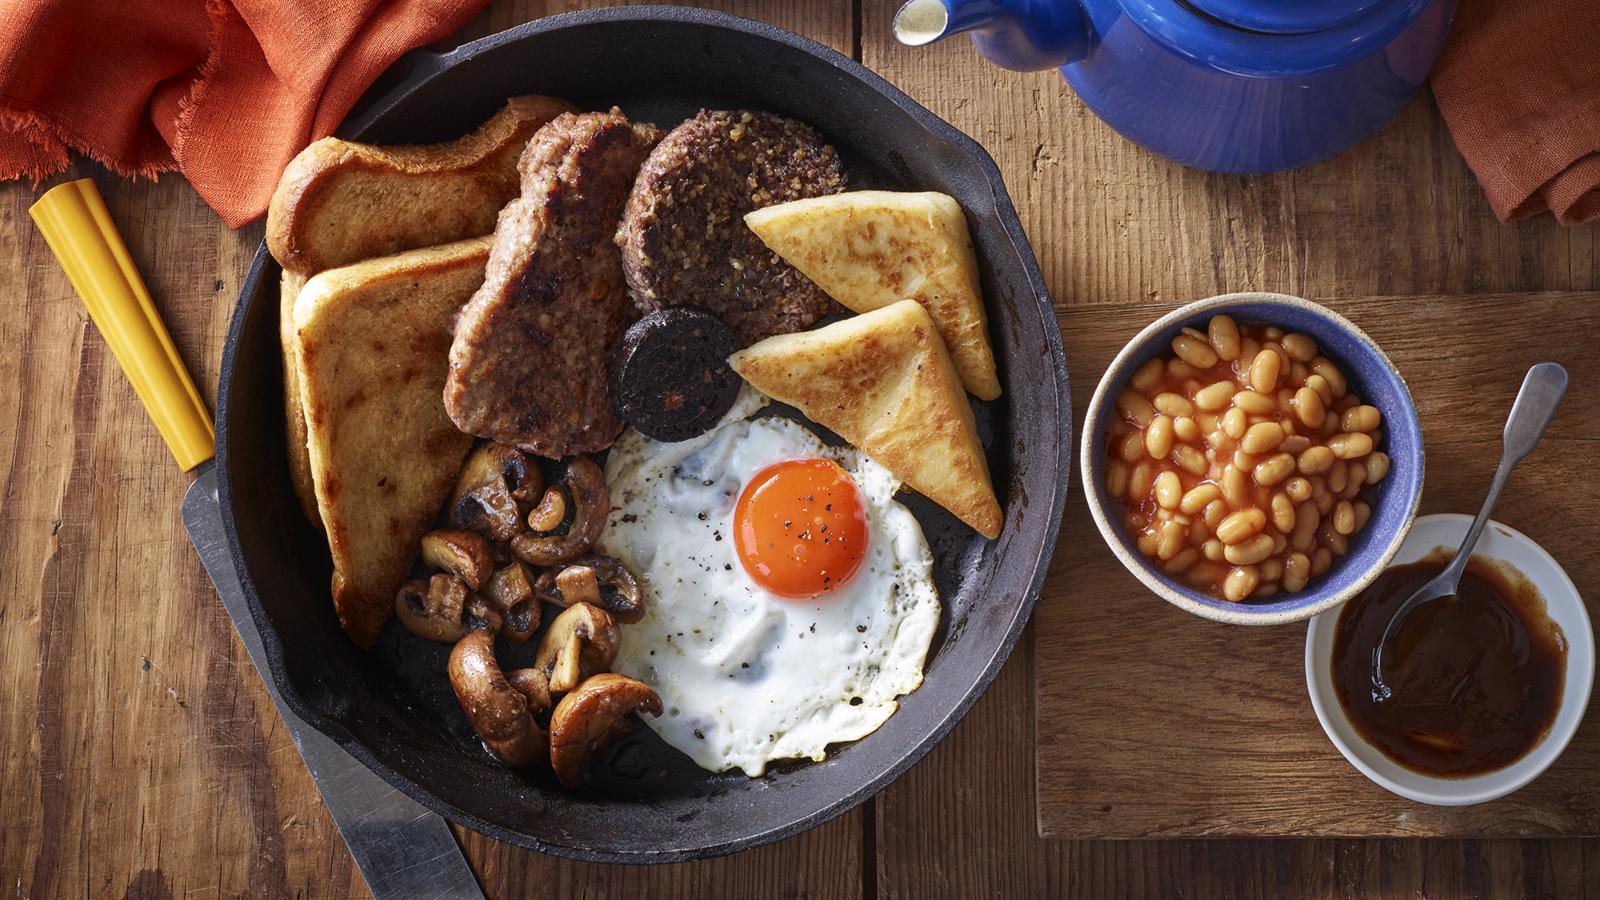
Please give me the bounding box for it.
[1332,554,1567,777]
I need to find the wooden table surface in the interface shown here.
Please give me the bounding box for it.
[5,1,1600,897]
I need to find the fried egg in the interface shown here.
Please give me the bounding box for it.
[600,388,939,776]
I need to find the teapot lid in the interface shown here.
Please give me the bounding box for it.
[1182,0,1388,33]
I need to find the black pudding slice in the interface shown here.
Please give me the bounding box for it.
[611,307,741,442]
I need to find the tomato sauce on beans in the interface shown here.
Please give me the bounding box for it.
[1105,316,1389,602]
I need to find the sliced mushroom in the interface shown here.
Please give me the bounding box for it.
[464,594,504,635]
[526,487,567,533]
[548,673,662,788]
[448,631,548,766]
[506,667,552,714]
[449,444,532,542]
[394,574,470,642]
[511,456,608,566]
[534,602,620,694]
[419,529,494,589]
[483,562,540,642]
[534,556,645,625]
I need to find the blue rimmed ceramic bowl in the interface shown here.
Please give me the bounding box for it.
[1080,292,1424,625]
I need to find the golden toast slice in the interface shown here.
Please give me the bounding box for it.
[269,94,573,524]
[730,300,1002,538]
[267,94,576,275]
[293,237,490,647]
[743,190,1001,400]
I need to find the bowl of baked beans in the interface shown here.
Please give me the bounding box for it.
[1080,292,1424,625]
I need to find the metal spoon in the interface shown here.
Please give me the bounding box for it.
[1370,361,1568,696]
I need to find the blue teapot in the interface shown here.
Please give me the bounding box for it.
[894,0,1455,172]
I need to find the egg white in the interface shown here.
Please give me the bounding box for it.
[599,388,940,776]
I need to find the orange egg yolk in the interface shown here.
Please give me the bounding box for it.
[733,458,869,599]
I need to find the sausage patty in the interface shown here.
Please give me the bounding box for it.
[445,110,663,457]
[615,110,848,345]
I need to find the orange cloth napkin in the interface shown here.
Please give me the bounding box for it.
[1431,0,1600,225]
[0,0,489,228]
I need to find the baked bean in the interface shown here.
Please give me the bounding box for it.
[1310,357,1347,398]
[1327,432,1373,459]
[1233,390,1276,415]
[1314,490,1335,515]
[1117,390,1155,425]
[1258,557,1284,583]
[1146,415,1175,459]
[1231,449,1259,473]
[1342,461,1367,498]
[1238,337,1260,364]
[1168,358,1196,379]
[1221,407,1249,439]
[1285,552,1311,581]
[1203,499,1230,529]
[1255,583,1280,599]
[1333,393,1360,412]
[1290,362,1310,385]
[1353,501,1372,532]
[1283,571,1308,592]
[1154,392,1194,417]
[1128,461,1154,501]
[1270,491,1295,533]
[1249,348,1282,393]
[1224,533,1275,565]
[1118,431,1145,463]
[1217,508,1267,544]
[1276,387,1297,412]
[1271,531,1289,554]
[1333,500,1356,535]
[1241,422,1285,455]
[1209,314,1242,361]
[1366,451,1390,484]
[1163,548,1200,574]
[1319,410,1342,436]
[1328,457,1348,494]
[1281,435,1312,454]
[1254,453,1296,486]
[1341,404,1381,433]
[1130,357,1166,392]
[1282,333,1317,362]
[1107,461,1129,498]
[1202,538,1226,561]
[1137,530,1160,557]
[1154,471,1183,509]
[1194,381,1237,411]
[1312,547,1333,575]
[1285,477,1312,503]
[1292,502,1319,552]
[1325,530,1349,556]
[1190,519,1211,544]
[1173,444,1208,475]
[1157,519,1187,560]
[1179,483,1222,514]
[1297,445,1335,475]
[1223,565,1260,602]
[1304,373,1334,406]
[1172,332,1219,368]
[1174,416,1200,442]
[1293,387,1325,428]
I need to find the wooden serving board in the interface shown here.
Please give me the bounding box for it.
[1035,290,1600,839]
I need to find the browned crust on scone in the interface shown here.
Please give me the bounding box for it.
[445,110,663,458]
[615,110,847,345]
[267,94,576,275]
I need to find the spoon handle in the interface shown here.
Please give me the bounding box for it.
[1441,362,1567,581]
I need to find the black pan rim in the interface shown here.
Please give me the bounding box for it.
[216,4,1071,863]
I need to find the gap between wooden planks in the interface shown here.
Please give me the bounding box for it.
[1037,290,1600,839]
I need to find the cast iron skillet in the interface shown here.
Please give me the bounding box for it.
[217,6,1069,862]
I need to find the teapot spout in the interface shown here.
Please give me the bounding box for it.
[892,0,1088,72]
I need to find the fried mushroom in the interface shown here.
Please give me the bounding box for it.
[419,529,494,589]
[533,602,620,694]
[448,631,550,767]
[394,574,501,642]
[450,443,536,542]
[511,456,608,566]
[483,562,541,642]
[534,556,645,624]
[548,673,662,788]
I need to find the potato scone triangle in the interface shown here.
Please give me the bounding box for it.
[730,300,1002,538]
[744,190,1001,401]
[293,237,489,647]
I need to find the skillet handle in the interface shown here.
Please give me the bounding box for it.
[30,179,215,471]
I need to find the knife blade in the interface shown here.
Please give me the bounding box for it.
[183,466,485,900]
